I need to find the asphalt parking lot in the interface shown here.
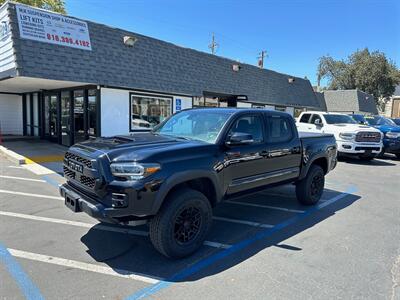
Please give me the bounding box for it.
[0,153,399,300]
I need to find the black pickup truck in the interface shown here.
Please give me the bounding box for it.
[60,108,337,258]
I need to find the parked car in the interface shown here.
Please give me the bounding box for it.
[297,111,382,161]
[392,118,400,126]
[364,116,400,159]
[60,108,337,258]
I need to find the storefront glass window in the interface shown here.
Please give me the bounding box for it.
[130,95,172,130]
[275,106,286,112]
[294,108,305,117]
[88,89,97,136]
[74,90,85,143]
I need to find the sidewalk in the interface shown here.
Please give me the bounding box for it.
[0,138,66,179]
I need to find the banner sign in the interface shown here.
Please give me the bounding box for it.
[16,4,92,51]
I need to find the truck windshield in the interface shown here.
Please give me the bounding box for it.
[365,116,397,126]
[323,114,357,124]
[153,110,233,143]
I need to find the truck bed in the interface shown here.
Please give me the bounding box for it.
[298,131,334,139]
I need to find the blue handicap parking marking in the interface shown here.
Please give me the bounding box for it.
[0,242,44,300]
[126,185,358,300]
[175,99,182,111]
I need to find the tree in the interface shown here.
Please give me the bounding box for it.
[317,48,400,104]
[0,0,66,14]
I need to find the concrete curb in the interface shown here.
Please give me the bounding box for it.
[0,146,26,165]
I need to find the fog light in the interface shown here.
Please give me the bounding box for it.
[111,193,128,208]
[342,145,352,149]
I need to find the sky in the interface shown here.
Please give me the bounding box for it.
[66,0,400,86]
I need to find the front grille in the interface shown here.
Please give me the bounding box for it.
[80,175,96,189]
[355,132,381,143]
[63,166,75,179]
[65,152,92,168]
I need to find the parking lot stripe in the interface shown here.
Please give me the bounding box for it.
[0,243,44,300]
[0,189,63,200]
[6,166,24,169]
[225,200,305,213]
[126,186,357,300]
[213,216,274,228]
[0,211,231,249]
[0,175,46,183]
[8,248,161,284]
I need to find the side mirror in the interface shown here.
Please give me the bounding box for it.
[226,132,254,146]
[314,119,323,127]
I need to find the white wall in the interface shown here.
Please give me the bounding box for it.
[0,94,22,135]
[0,4,15,73]
[100,88,193,137]
[285,107,294,116]
[237,101,252,108]
[101,88,130,137]
[173,96,192,113]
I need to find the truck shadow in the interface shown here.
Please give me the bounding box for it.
[81,186,360,283]
[338,156,396,166]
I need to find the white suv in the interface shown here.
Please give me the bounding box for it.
[296,111,383,160]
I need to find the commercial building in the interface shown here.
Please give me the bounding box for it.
[318,89,378,115]
[383,85,400,118]
[0,2,321,146]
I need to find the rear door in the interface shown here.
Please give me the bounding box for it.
[297,113,312,132]
[262,113,302,183]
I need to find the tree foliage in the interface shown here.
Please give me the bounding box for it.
[0,0,66,14]
[317,48,400,102]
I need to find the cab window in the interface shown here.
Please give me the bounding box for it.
[268,116,294,143]
[310,114,323,124]
[228,115,264,143]
[299,113,311,123]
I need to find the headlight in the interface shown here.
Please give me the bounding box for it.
[110,162,161,180]
[385,132,400,139]
[339,132,355,140]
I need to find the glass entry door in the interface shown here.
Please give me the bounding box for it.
[44,94,59,142]
[61,91,72,146]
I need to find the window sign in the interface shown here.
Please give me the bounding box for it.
[176,98,182,111]
[16,4,92,50]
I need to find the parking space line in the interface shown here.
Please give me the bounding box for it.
[0,243,44,300]
[0,211,231,249]
[213,216,274,228]
[8,248,161,284]
[127,186,357,299]
[225,200,305,213]
[0,189,63,200]
[0,175,46,183]
[7,166,24,169]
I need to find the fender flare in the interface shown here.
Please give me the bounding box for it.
[150,170,222,214]
[298,152,328,181]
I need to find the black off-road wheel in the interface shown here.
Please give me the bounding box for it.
[149,188,212,259]
[396,153,400,159]
[296,165,325,205]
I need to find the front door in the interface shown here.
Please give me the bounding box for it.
[44,93,59,142]
[224,113,270,195]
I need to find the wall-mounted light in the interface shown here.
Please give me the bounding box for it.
[232,64,241,72]
[123,35,138,47]
[288,77,295,83]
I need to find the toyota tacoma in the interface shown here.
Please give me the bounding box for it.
[60,108,337,258]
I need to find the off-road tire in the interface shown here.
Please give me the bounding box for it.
[396,153,400,159]
[296,164,325,205]
[149,188,212,259]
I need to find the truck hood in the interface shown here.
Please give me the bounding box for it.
[325,124,381,134]
[371,125,400,133]
[69,133,213,162]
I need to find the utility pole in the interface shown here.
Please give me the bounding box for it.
[208,33,219,55]
[258,50,267,68]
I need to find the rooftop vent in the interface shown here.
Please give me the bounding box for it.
[232,64,241,72]
[123,36,138,47]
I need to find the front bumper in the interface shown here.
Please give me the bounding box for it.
[383,138,400,154]
[336,140,382,155]
[59,180,161,223]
